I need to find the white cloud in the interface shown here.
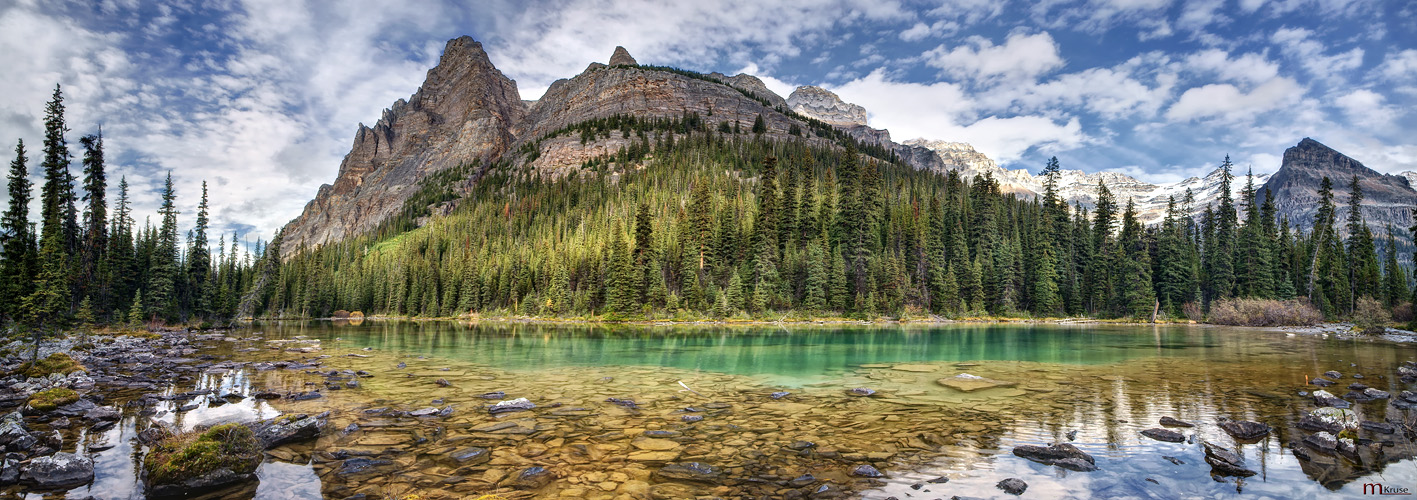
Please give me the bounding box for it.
[1334,89,1397,129]
[1271,26,1364,83]
[1165,77,1303,121]
[1182,49,1280,85]
[923,31,1064,84]
[828,69,1087,165]
[1379,49,1417,80]
[1176,0,1229,32]
[899,22,933,42]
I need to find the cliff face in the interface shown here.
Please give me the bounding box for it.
[280,36,524,256]
[1261,138,1415,234]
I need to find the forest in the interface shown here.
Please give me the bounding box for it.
[0,86,255,332]
[0,83,1409,330]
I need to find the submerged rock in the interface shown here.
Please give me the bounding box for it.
[1324,370,1343,379]
[770,391,791,399]
[1141,428,1186,443]
[936,373,1018,392]
[446,447,491,466]
[1310,377,1335,387]
[847,388,877,397]
[513,466,553,489]
[1012,443,1097,471]
[336,457,393,480]
[655,462,720,482]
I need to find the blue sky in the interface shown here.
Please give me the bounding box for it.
[0,0,1413,246]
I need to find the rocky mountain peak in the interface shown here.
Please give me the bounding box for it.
[1263,138,1415,234]
[609,46,637,66]
[279,36,525,256]
[787,86,868,127]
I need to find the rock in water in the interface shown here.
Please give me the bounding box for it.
[252,413,326,449]
[655,462,720,482]
[489,398,536,414]
[1219,420,1271,441]
[1203,442,1256,477]
[609,46,637,66]
[1324,370,1343,379]
[20,452,94,488]
[1311,390,1350,409]
[513,466,553,489]
[848,388,877,397]
[997,478,1028,495]
[1159,416,1194,427]
[1012,443,1098,471]
[1141,428,1186,443]
[936,373,1017,392]
[851,464,884,477]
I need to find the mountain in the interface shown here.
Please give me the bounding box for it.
[280,37,1410,258]
[280,37,523,256]
[1261,137,1416,234]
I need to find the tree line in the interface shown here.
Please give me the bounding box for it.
[0,85,256,332]
[245,116,1409,323]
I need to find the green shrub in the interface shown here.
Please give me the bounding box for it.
[1353,296,1392,335]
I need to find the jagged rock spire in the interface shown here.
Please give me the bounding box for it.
[609,46,637,66]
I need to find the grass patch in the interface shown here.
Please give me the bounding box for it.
[14,352,85,378]
[144,423,262,487]
[27,387,80,411]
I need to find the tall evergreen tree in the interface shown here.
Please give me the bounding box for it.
[1208,155,1237,301]
[1383,225,1407,308]
[1346,174,1380,310]
[0,140,36,319]
[148,173,180,320]
[188,182,212,318]
[79,133,108,314]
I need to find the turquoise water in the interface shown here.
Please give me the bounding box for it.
[267,321,1239,382]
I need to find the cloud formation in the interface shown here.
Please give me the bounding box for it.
[0,0,1410,246]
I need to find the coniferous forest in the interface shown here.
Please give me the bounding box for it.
[1,83,1409,329]
[0,86,255,333]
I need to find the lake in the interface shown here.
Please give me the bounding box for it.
[25,321,1417,500]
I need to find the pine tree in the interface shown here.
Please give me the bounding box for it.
[79,133,108,315]
[1208,155,1237,301]
[1236,169,1273,298]
[752,114,766,134]
[803,242,827,311]
[148,173,180,320]
[1383,225,1407,308]
[1346,174,1380,310]
[35,85,73,324]
[189,182,212,318]
[1116,198,1155,317]
[0,140,36,319]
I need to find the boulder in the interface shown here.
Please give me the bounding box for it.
[490,398,535,415]
[251,413,326,449]
[1141,428,1186,443]
[143,423,261,498]
[1012,443,1097,471]
[1159,416,1194,427]
[850,464,884,477]
[1203,442,1256,477]
[513,466,554,489]
[21,452,93,488]
[1219,420,1271,441]
[997,478,1027,495]
[1312,390,1350,408]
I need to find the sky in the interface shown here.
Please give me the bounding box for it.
[0,0,1413,248]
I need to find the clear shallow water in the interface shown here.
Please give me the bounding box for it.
[264,321,1265,384]
[14,322,1417,500]
[259,320,1417,499]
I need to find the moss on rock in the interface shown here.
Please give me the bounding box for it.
[15,352,85,378]
[27,387,80,411]
[143,423,262,490]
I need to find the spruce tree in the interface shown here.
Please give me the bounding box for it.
[1208,155,1237,301]
[148,173,180,320]
[1346,174,1380,310]
[189,182,212,318]
[1,141,36,319]
[1383,225,1407,308]
[78,133,109,315]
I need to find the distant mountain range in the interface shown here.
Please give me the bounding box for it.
[280,37,1416,256]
